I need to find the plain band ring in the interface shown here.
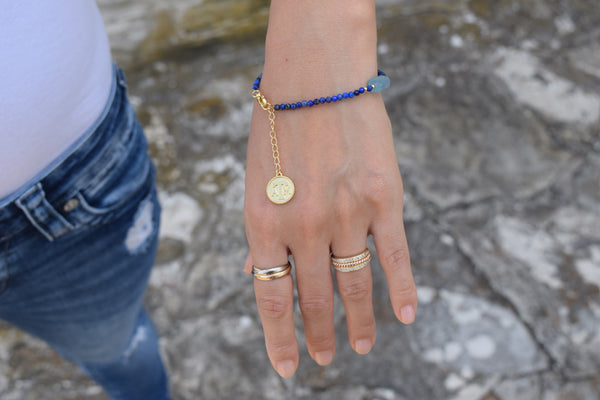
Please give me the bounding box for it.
[331,248,371,272]
[252,261,292,281]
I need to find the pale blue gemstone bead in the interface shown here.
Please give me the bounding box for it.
[367,75,391,93]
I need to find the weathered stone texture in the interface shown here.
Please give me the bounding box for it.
[1,0,599,399]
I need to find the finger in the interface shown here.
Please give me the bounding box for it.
[252,247,299,378]
[331,238,376,355]
[330,192,375,354]
[292,243,336,366]
[371,215,417,324]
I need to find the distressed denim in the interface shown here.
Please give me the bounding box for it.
[0,66,168,400]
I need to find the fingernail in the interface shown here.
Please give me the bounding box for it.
[355,338,372,355]
[276,360,296,378]
[315,350,333,366]
[400,305,415,324]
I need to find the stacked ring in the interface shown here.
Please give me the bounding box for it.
[252,262,292,281]
[331,248,371,272]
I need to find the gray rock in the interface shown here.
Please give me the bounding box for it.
[2,1,600,399]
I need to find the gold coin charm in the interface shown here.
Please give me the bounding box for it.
[252,89,296,205]
[267,175,295,204]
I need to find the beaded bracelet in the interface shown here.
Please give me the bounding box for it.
[252,70,390,111]
[251,70,391,205]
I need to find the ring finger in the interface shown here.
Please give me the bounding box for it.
[331,236,376,355]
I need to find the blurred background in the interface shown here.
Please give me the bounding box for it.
[1,0,599,399]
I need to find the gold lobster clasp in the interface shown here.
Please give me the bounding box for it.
[252,90,271,111]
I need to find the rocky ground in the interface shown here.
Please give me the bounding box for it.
[1,0,599,399]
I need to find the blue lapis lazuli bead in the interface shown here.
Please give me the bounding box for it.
[254,69,389,111]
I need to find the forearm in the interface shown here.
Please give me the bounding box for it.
[262,0,378,97]
[246,2,416,380]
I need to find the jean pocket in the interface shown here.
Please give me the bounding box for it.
[72,162,155,227]
[63,123,156,228]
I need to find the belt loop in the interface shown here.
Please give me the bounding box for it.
[15,183,73,242]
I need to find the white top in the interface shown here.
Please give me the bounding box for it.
[0,0,113,201]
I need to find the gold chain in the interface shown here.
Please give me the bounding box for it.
[252,90,282,177]
[252,89,295,204]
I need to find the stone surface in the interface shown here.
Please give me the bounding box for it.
[2,0,600,399]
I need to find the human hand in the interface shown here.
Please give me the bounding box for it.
[244,76,417,378]
[243,0,417,378]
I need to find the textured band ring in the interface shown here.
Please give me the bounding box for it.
[252,262,292,281]
[331,248,371,272]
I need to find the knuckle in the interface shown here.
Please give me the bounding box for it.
[298,296,333,316]
[296,208,328,237]
[268,339,297,357]
[395,279,417,299]
[365,172,403,212]
[306,334,334,350]
[333,191,358,221]
[384,248,410,273]
[353,317,376,334]
[245,208,281,244]
[362,318,376,332]
[365,173,393,203]
[339,279,371,302]
[300,198,327,219]
[257,295,291,320]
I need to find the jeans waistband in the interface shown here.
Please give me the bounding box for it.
[0,64,129,240]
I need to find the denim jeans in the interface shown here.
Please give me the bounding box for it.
[0,66,168,400]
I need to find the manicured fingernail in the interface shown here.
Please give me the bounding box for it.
[315,350,333,366]
[276,360,296,378]
[400,305,415,324]
[355,338,372,355]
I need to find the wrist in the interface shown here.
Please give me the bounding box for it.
[262,0,378,97]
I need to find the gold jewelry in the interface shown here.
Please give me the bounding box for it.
[252,261,292,281]
[331,248,371,272]
[252,90,295,205]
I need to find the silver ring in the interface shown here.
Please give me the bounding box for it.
[252,261,292,281]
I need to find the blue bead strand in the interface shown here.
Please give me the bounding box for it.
[251,70,389,111]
